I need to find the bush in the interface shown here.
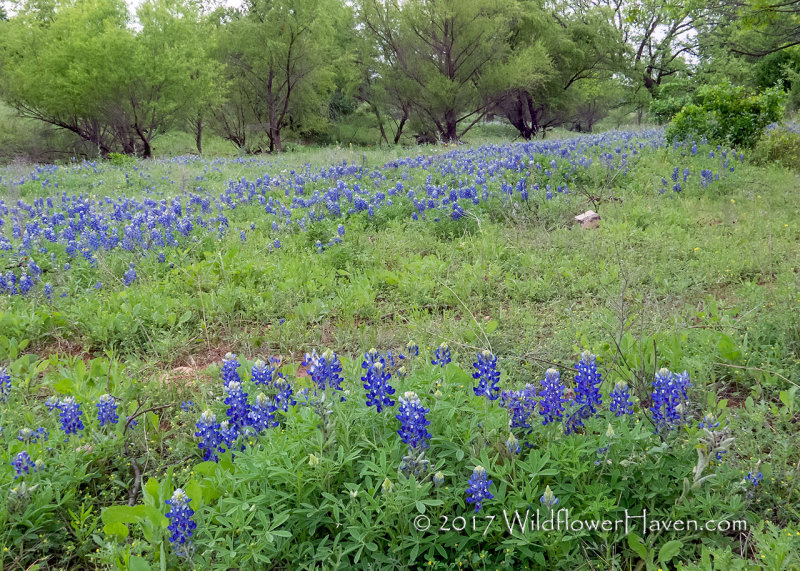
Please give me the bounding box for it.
[666,82,785,148]
[752,124,800,170]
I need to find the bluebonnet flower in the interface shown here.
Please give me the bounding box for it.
[305,349,345,395]
[362,352,395,413]
[573,351,602,413]
[746,472,763,487]
[540,485,559,508]
[465,466,493,513]
[195,410,224,462]
[337,224,345,237]
[698,414,720,430]
[431,343,451,367]
[473,350,501,400]
[157,252,166,263]
[273,377,296,412]
[0,367,10,402]
[650,368,692,431]
[396,391,431,450]
[165,488,197,559]
[248,392,278,432]
[44,283,53,300]
[538,369,566,425]
[96,394,119,427]
[11,451,35,479]
[218,420,239,450]
[94,282,103,290]
[433,471,445,487]
[123,263,137,286]
[180,401,195,412]
[224,381,250,430]
[499,384,538,431]
[221,353,241,386]
[251,359,277,385]
[609,382,634,416]
[506,433,520,454]
[17,427,48,443]
[44,396,59,411]
[57,397,84,438]
[406,341,419,357]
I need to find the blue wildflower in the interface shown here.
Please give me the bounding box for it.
[465,466,493,513]
[17,427,48,443]
[406,341,419,357]
[540,485,559,508]
[431,343,451,367]
[96,394,119,427]
[11,451,35,479]
[165,488,197,559]
[57,396,84,438]
[362,350,396,412]
[248,392,278,432]
[0,367,10,402]
[304,349,345,395]
[506,433,520,454]
[396,391,431,450]
[221,353,241,386]
[650,368,692,431]
[573,351,602,414]
[499,384,538,431]
[473,350,501,401]
[195,409,224,462]
[180,401,195,412]
[609,382,634,416]
[746,472,763,487]
[538,369,565,425]
[123,263,137,286]
[224,381,250,430]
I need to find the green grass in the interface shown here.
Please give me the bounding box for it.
[1,136,799,569]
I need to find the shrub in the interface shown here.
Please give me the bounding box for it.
[752,123,800,170]
[666,82,785,148]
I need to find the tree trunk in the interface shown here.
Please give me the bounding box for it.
[394,110,408,144]
[371,103,389,146]
[195,117,203,154]
[443,109,458,142]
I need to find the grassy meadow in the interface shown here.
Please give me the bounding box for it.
[0,131,799,569]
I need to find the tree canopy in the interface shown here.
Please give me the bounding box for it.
[0,0,794,156]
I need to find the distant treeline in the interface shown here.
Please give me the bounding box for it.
[0,0,796,158]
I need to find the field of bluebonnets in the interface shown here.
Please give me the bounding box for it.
[1,128,800,570]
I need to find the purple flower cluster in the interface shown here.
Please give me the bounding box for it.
[499,384,538,431]
[11,451,35,479]
[96,394,119,427]
[473,350,501,400]
[55,396,85,438]
[396,391,431,450]
[650,368,692,431]
[361,349,396,412]
[573,351,602,413]
[538,369,566,425]
[431,343,451,367]
[609,382,634,416]
[465,466,493,513]
[304,349,345,395]
[165,488,197,559]
[0,367,11,402]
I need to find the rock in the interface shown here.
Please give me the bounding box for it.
[574,210,600,229]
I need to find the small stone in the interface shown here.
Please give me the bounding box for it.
[574,210,600,229]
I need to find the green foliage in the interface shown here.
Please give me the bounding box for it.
[666,82,786,147]
[753,126,800,170]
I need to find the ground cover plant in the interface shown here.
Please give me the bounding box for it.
[1,129,799,569]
